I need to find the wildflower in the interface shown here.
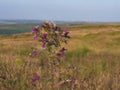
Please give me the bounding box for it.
[33,34,38,39]
[55,47,67,57]
[59,47,67,53]
[32,26,39,32]
[55,52,61,57]
[33,51,38,57]
[30,21,72,87]
[55,51,66,58]
[41,43,45,48]
[30,73,40,84]
[32,73,40,81]
[42,33,47,38]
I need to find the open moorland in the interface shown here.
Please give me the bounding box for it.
[0,23,120,90]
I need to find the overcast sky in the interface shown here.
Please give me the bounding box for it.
[0,0,120,22]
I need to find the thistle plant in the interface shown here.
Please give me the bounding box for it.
[31,21,78,89]
[31,21,70,66]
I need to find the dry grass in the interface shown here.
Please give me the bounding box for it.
[0,24,120,90]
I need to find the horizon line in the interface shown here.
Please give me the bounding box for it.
[0,19,120,23]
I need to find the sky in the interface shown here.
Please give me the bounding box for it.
[0,0,120,22]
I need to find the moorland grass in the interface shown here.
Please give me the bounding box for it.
[0,24,120,90]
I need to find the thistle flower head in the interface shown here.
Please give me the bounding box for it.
[32,26,39,32]
[30,73,40,84]
[41,43,46,48]
[55,52,61,57]
[29,48,39,57]
[33,51,38,57]
[59,47,67,53]
[32,73,40,81]
[42,33,48,38]
[33,34,38,39]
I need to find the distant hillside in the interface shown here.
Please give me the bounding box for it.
[0,20,88,25]
[0,20,120,35]
[0,20,44,25]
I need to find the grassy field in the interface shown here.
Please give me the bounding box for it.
[0,23,120,90]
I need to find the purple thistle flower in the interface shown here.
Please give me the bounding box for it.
[33,51,38,57]
[59,47,67,53]
[55,52,61,57]
[32,74,40,81]
[41,43,45,48]
[42,33,48,38]
[32,26,39,32]
[33,34,38,39]
[30,73,40,84]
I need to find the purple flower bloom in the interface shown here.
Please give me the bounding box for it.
[32,74,40,81]
[41,43,45,48]
[30,73,40,84]
[59,47,67,53]
[33,51,38,57]
[33,34,38,39]
[42,33,47,38]
[32,26,39,32]
[55,52,61,57]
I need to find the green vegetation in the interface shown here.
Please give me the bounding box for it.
[0,24,37,34]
